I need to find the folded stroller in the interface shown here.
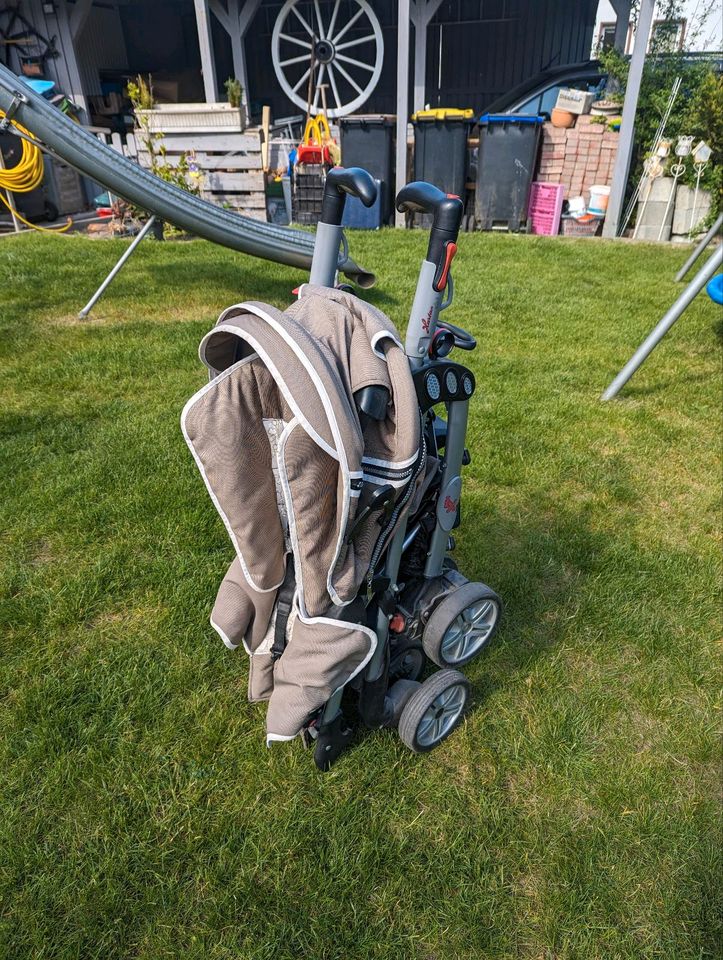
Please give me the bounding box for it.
[183,168,501,770]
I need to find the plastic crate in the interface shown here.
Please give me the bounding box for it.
[527,182,564,236]
[560,214,602,237]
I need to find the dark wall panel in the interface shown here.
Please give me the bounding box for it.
[242,0,597,118]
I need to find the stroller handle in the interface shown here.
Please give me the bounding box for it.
[321,167,378,226]
[396,182,464,293]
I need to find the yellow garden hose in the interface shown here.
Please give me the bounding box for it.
[0,110,72,232]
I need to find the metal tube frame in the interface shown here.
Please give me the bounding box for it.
[601,244,722,400]
[78,215,157,318]
[675,213,722,282]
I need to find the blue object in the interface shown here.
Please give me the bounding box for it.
[22,78,55,97]
[478,114,544,124]
[342,179,382,229]
[706,273,723,305]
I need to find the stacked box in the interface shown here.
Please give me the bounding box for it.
[292,165,325,226]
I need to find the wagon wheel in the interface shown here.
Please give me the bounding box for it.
[271,0,384,118]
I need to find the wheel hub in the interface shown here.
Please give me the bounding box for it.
[441,599,498,664]
[314,39,335,64]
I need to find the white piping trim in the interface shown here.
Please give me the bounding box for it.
[266,732,298,746]
[209,614,246,652]
[297,611,378,696]
[199,323,337,461]
[362,472,409,489]
[362,451,419,470]
[181,358,284,595]
[370,329,401,359]
[233,303,354,609]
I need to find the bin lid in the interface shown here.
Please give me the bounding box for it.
[412,108,474,122]
[479,113,543,124]
[339,114,395,126]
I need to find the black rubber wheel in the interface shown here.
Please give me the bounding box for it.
[398,669,470,753]
[389,644,426,682]
[423,581,501,668]
[43,200,59,222]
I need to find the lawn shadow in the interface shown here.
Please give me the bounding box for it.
[619,368,716,398]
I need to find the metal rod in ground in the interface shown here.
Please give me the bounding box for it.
[78,215,157,318]
[675,212,722,282]
[601,244,722,401]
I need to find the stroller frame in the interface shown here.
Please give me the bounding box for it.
[304,169,501,770]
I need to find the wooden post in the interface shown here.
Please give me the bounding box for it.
[194,0,220,103]
[602,0,655,238]
[261,105,271,172]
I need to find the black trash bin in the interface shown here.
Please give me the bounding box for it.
[474,114,543,232]
[412,108,474,199]
[339,115,395,225]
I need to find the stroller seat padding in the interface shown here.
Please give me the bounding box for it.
[182,286,422,741]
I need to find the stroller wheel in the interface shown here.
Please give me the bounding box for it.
[389,644,426,682]
[386,679,421,726]
[398,669,470,753]
[423,582,501,668]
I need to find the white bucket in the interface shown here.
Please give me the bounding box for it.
[588,184,611,216]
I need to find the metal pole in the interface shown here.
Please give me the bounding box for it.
[675,213,722,281]
[602,0,655,239]
[601,244,722,400]
[78,215,157,318]
[395,0,411,227]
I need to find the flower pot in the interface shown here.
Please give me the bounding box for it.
[135,102,247,134]
[590,100,620,117]
[551,108,575,128]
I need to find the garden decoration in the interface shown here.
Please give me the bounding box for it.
[656,135,693,243]
[271,0,384,118]
[182,169,502,770]
[621,76,681,237]
[632,139,669,241]
[688,139,712,239]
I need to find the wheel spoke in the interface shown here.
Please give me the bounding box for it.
[335,34,375,51]
[326,0,341,41]
[291,4,314,36]
[279,32,312,49]
[330,6,364,44]
[418,712,436,740]
[313,0,326,38]
[280,52,311,67]
[292,66,311,94]
[336,52,375,72]
[312,63,326,107]
[327,63,342,110]
[332,59,363,95]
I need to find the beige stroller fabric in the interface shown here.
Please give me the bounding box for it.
[182,285,421,742]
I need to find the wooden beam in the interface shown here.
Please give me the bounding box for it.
[395,0,411,227]
[209,0,231,34]
[237,0,262,37]
[193,0,220,102]
[602,0,655,238]
[69,0,94,39]
[610,0,632,52]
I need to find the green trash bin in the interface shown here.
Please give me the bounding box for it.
[412,108,475,199]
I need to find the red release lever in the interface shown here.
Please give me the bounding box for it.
[433,240,457,292]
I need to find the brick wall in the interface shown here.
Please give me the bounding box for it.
[535,116,619,202]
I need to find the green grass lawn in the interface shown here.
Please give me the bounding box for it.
[0,228,720,960]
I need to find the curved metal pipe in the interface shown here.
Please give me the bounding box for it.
[0,63,375,286]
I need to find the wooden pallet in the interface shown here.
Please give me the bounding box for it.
[96,126,267,221]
